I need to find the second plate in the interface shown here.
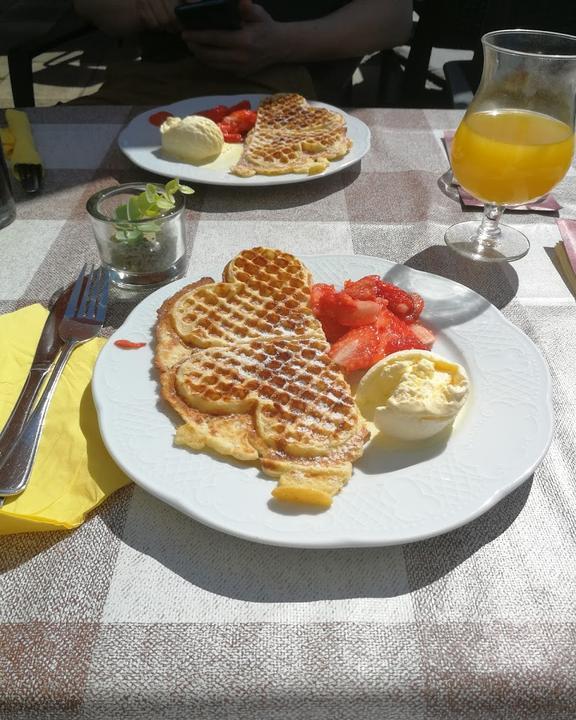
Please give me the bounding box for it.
[118,94,371,187]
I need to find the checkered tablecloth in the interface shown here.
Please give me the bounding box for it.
[2,105,576,720]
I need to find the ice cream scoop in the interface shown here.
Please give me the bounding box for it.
[160,115,224,163]
[355,349,470,441]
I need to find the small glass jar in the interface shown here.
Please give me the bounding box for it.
[87,182,187,289]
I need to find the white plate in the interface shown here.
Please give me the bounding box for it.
[92,255,553,548]
[118,94,370,186]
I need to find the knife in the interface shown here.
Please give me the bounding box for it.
[0,284,73,462]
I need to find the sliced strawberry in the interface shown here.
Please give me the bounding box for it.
[311,286,381,327]
[410,322,435,348]
[198,100,252,128]
[376,308,428,353]
[376,282,419,322]
[320,315,348,343]
[375,306,405,332]
[310,284,348,341]
[310,283,336,316]
[196,104,230,123]
[344,275,384,301]
[329,309,433,372]
[345,276,424,323]
[149,111,173,127]
[329,325,381,372]
[333,291,381,327]
[221,109,257,134]
[227,100,251,113]
[404,292,424,323]
[312,278,432,372]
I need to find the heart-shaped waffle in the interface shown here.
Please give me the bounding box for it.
[231,94,352,178]
[155,247,368,507]
[155,247,322,367]
[171,279,321,348]
[174,336,360,457]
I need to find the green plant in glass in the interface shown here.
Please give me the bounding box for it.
[112,179,194,244]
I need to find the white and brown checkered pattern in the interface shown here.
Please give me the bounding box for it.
[1,105,576,719]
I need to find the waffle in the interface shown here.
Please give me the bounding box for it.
[155,247,368,507]
[231,94,353,178]
[156,249,322,362]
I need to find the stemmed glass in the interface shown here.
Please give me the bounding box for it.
[445,30,576,262]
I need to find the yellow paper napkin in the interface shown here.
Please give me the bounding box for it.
[4,109,43,180]
[0,305,131,535]
[0,126,15,156]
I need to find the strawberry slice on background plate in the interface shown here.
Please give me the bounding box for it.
[219,109,257,135]
[149,111,173,127]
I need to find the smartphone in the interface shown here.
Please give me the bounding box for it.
[175,0,241,30]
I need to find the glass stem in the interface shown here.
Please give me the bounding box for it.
[472,204,504,249]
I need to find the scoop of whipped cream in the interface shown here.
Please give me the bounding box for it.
[355,350,470,441]
[160,115,224,163]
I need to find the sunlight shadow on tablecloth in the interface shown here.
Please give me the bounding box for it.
[99,477,532,604]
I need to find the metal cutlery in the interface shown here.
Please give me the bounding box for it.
[0,284,74,462]
[0,265,109,501]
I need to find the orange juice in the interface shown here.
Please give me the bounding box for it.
[451,109,574,205]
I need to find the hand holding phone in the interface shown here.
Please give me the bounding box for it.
[175,0,241,30]
[181,0,284,76]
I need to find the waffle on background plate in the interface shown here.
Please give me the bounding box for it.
[155,247,369,507]
[231,94,353,178]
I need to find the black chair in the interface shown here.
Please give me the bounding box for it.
[442,0,514,108]
[442,0,576,108]
[380,0,514,108]
[8,17,95,108]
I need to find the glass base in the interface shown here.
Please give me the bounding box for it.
[0,204,16,230]
[106,256,187,290]
[445,221,530,263]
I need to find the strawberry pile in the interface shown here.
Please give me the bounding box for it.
[310,275,434,372]
[149,101,258,144]
[195,100,257,143]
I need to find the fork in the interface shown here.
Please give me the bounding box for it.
[0,265,109,501]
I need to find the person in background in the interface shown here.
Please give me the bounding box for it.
[71,0,413,104]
